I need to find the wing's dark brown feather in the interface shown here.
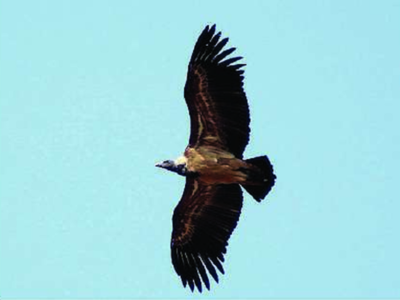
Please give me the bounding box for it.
[184,24,250,158]
[171,178,243,292]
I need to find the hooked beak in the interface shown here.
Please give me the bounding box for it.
[155,160,173,169]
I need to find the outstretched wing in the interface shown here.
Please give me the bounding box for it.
[171,178,243,292]
[184,24,250,158]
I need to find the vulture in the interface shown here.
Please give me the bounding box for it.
[156,24,276,292]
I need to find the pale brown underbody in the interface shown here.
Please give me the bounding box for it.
[183,146,257,185]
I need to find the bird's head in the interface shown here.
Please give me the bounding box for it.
[156,160,176,171]
[156,159,188,176]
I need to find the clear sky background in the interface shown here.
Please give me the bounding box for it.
[1,0,399,298]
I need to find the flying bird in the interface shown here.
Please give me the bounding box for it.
[156,24,276,292]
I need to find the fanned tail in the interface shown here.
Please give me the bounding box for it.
[241,155,276,202]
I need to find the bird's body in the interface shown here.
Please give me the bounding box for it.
[156,24,276,292]
[184,146,247,184]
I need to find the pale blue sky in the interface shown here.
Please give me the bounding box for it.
[1,0,399,298]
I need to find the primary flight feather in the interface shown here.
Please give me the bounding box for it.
[156,24,276,292]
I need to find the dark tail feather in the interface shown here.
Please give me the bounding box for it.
[241,155,276,202]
